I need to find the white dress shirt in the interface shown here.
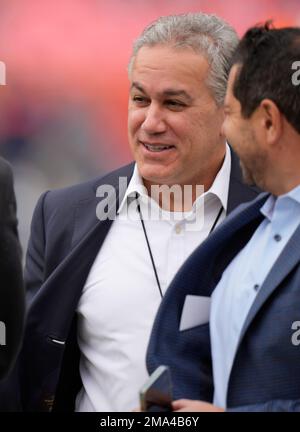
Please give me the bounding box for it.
[210,184,300,409]
[76,145,231,412]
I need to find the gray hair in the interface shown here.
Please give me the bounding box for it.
[128,13,239,106]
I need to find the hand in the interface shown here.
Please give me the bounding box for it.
[172,399,224,412]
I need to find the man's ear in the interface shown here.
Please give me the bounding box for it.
[259,99,283,145]
[219,109,226,138]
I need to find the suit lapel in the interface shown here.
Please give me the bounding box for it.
[29,165,134,339]
[71,197,101,248]
[29,196,119,338]
[72,164,132,248]
[237,223,300,344]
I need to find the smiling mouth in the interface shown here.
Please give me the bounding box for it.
[141,142,175,152]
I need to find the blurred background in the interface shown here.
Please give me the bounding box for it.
[0,0,299,252]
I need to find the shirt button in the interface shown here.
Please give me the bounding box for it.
[274,234,282,242]
[254,284,260,291]
[175,225,182,234]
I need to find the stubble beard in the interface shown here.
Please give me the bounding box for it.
[240,160,256,186]
[239,150,268,190]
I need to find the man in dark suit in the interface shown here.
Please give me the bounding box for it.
[0,158,24,380]
[147,24,300,412]
[8,14,260,412]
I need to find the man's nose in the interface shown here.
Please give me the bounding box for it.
[141,103,166,134]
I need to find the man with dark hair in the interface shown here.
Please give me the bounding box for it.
[232,24,300,135]
[0,158,24,380]
[147,23,300,412]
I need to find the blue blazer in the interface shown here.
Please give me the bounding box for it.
[0,151,259,411]
[147,192,300,411]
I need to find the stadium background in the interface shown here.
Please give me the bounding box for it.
[0,0,298,251]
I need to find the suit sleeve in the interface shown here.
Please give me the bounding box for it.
[0,161,25,380]
[0,189,49,410]
[228,399,300,412]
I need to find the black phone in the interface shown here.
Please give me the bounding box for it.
[139,365,173,412]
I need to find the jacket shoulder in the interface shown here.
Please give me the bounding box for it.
[43,162,134,210]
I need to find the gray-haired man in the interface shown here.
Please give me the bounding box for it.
[8,13,259,412]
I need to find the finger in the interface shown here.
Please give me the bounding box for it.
[172,399,190,409]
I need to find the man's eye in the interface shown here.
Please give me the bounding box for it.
[132,95,148,105]
[166,100,185,110]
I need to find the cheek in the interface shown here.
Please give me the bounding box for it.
[128,109,144,135]
[190,106,223,137]
[222,117,239,141]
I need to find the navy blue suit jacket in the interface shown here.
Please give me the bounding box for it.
[0,150,259,411]
[147,192,300,411]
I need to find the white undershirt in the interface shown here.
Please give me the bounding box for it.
[76,145,231,412]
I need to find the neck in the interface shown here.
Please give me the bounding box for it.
[143,154,226,212]
[266,134,300,196]
[269,175,300,196]
[267,152,300,196]
[160,184,204,212]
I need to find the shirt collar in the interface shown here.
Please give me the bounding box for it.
[260,183,300,221]
[198,143,231,212]
[284,183,300,205]
[260,195,276,221]
[118,164,147,214]
[118,143,231,215]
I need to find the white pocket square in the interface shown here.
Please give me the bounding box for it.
[179,295,211,331]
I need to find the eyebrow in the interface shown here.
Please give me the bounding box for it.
[130,82,193,103]
[130,82,146,93]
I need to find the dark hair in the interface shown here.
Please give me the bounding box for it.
[232,22,300,133]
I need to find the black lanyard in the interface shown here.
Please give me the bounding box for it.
[135,193,224,299]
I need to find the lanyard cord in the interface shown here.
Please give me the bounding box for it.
[209,205,224,234]
[135,192,224,299]
[135,193,164,299]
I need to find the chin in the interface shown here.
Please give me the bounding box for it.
[138,165,173,184]
[142,174,171,186]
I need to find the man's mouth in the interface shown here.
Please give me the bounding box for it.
[141,141,175,153]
